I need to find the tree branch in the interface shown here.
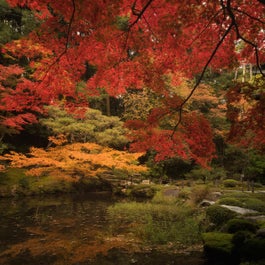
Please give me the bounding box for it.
[232,8,265,25]
[226,0,265,77]
[171,22,234,137]
[171,0,265,136]
[129,0,155,29]
[37,0,76,83]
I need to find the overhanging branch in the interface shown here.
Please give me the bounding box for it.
[129,0,155,29]
[171,23,234,137]
[38,0,76,82]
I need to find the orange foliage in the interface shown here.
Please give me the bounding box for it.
[48,134,68,146]
[0,143,147,179]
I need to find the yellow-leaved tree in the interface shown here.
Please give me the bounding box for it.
[0,141,147,183]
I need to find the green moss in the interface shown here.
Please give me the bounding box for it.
[203,232,233,257]
[242,198,265,212]
[217,197,244,207]
[225,219,258,234]
[206,205,237,227]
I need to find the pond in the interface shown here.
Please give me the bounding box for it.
[0,193,211,265]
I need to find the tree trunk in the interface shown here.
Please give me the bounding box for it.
[106,94,111,116]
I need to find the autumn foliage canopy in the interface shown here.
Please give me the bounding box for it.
[1,0,265,166]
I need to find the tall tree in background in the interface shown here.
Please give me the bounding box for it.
[1,0,264,166]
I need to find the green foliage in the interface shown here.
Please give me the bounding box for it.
[143,152,192,181]
[212,167,227,180]
[0,141,8,154]
[223,145,248,175]
[244,151,265,181]
[185,167,211,182]
[223,179,239,188]
[129,184,155,198]
[217,197,243,207]
[202,232,233,256]
[242,198,265,212]
[225,219,258,234]
[151,190,178,205]
[185,166,227,184]
[217,192,265,212]
[223,145,265,181]
[0,167,74,196]
[40,106,128,149]
[0,0,40,44]
[115,15,130,31]
[206,205,237,227]
[107,200,202,246]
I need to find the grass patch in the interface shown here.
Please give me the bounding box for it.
[107,200,203,246]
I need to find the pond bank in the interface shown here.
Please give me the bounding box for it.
[0,193,208,265]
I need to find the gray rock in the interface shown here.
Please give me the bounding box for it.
[200,200,215,207]
[220,204,258,215]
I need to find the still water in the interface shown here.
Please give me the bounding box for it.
[0,193,209,265]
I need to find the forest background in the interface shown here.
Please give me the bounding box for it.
[0,0,265,194]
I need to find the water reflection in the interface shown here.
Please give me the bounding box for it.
[0,193,206,265]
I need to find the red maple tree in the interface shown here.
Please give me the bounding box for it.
[1,0,265,165]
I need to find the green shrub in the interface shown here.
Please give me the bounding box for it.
[225,219,258,234]
[130,185,155,198]
[223,179,239,188]
[206,205,237,227]
[242,198,265,212]
[203,232,233,257]
[217,197,244,207]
